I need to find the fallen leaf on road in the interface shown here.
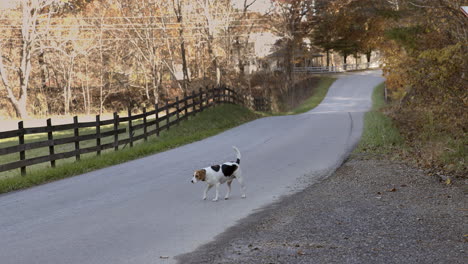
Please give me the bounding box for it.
[445,178,452,185]
[297,250,305,255]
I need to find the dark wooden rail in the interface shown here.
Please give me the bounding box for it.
[0,86,248,175]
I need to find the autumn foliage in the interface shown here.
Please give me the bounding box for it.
[379,0,467,177]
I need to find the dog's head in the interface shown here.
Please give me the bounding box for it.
[191,169,206,183]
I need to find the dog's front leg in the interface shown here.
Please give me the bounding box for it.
[203,184,213,200]
[212,183,220,202]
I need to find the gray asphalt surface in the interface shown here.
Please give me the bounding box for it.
[0,71,384,264]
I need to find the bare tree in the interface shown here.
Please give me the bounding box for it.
[194,0,237,86]
[0,0,58,118]
[117,0,165,105]
[269,0,314,95]
[232,0,259,76]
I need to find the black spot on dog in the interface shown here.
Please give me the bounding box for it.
[236,158,240,164]
[222,164,238,177]
[211,165,220,172]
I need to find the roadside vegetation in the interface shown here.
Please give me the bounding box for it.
[354,83,404,155]
[356,80,466,180]
[284,77,335,115]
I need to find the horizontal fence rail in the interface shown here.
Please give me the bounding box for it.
[293,62,380,73]
[0,86,256,176]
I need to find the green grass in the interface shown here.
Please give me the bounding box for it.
[289,77,336,114]
[354,83,404,154]
[270,77,336,116]
[0,104,259,194]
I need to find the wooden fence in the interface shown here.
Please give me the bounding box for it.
[253,97,271,112]
[0,86,245,176]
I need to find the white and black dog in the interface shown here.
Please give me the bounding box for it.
[191,146,245,201]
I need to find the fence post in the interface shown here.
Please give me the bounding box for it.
[143,107,147,141]
[175,97,180,126]
[199,88,203,112]
[192,91,196,116]
[213,87,217,105]
[95,115,101,156]
[73,116,80,161]
[113,112,119,151]
[46,118,56,167]
[184,92,188,118]
[213,86,217,106]
[128,109,133,147]
[166,100,170,130]
[155,104,160,136]
[223,87,226,103]
[18,121,26,175]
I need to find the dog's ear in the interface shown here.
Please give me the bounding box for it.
[196,169,206,181]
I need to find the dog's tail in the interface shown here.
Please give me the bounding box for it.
[233,146,241,164]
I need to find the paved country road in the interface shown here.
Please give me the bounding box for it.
[0,71,384,264]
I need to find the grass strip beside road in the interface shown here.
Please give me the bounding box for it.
[0,104,259,194]
[288,77,336,115]
[354,83,404,155]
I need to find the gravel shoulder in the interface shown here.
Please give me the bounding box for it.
[176,157,467,264]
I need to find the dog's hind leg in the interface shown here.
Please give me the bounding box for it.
[237,177,246,198]
[236,171,246,198]
[203,184,213,200]
[225,180,233,200]
[213,183,220,202]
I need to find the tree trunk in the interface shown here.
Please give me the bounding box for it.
[216,66,221,86]
[151,65,162,105]
[63,85,69,115]
[206,36,220,86]
[81,83,87,114]
[173,0,190,90]
[9,95,28,118]
[180,40,190,86]
[284,39,294,95]
[85,60,91,115]
[38,50,49,114]
[343,52,348,70]
[366,50,372,65]
[18,39,32,118]
[236,37,245,75]
[0,47,27,118]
